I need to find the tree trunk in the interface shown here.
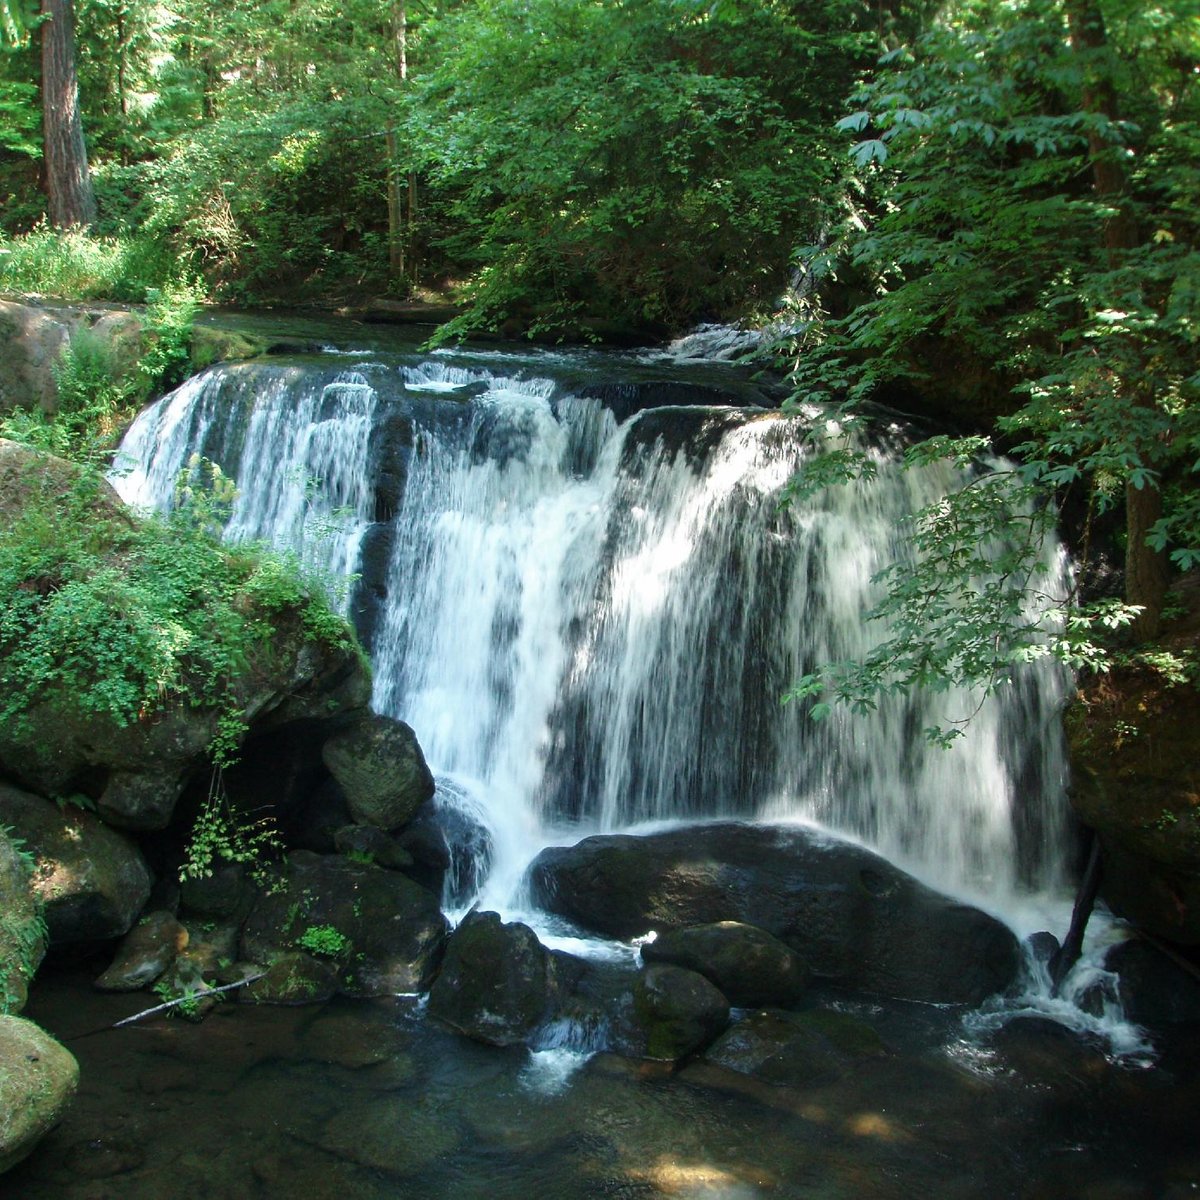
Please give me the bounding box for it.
[386,126,406,280]
[1067,0,1167,638]
[40,0,96,228]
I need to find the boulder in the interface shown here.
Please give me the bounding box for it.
[240,851,448,996]
[333,824,414,872]
[529,822,1021,1005]
[321,711,435,831]
[703,1007,887,1087]
[93,911,188,991]
[0,301,71,414]
[0,825,46,1014]
[241,952,339,1006]
[427,910,555,1046]
[397,784,494,905]
[0,1015,79,1174]
[0,785,151,944]
[628,964,729,1061]
[641,921,807,1009]
[1106,939,1200,1027]
[179,861,251,920]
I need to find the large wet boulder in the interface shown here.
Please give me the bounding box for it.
[628,964,730,1061]
[529,822,1020,1005]
[321,711,435,831]
[240,851,448,996]
[0,1015,79,1174]
[0,785,151,944]
[397,784,494,905]
[0,825,47,1014]
[1106,939,1200,1027]
[641,921,807,1009]
[427,910,556,1046]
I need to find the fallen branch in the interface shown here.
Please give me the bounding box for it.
[66,973,266,1040]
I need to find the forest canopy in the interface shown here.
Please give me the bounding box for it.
[1,0,1197,680]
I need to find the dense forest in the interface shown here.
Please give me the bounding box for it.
[1,0,1198,683]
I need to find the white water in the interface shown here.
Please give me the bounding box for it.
[113,355,1074,924]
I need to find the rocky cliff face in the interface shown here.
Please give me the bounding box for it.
[1066,578,1200,945]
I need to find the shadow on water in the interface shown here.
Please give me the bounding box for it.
[10,968,1200,1200]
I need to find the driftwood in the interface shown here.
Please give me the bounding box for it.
[66,972,266,1041]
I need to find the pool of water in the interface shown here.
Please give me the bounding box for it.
[9,968,1199,1199]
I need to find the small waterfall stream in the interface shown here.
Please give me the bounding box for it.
[113,345,1073,930]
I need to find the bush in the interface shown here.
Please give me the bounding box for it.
[0,456,357,766]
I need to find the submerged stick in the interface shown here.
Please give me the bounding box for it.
[66,973,265,1040]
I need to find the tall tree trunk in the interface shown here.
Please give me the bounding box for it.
[1068,0,1168,639]
[40,0,96,228]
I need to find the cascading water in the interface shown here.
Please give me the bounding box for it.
[113,346,1074,932]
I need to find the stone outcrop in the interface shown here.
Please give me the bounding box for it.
[321,712,435,832]
[702,1007,887,1088]
[427,910,555,1045]
[93,911,188,991]
[0,301,72,414]
[1067,647,1200,945]
[0,1015,78,1174]
[0,785,151,944]
[628,964,729,1060]
[529,822,1021,1005]
[240,851,448,997]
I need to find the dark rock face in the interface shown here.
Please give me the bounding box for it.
[427,911,554,1046]
[1107,939,1200,1027]
[240,851,448,996]
[641,921,807,1009]
[0,785,151,944]
[1067,655,1200,945]
[703,1008,887,1087]
[321,712,435,832]
[529,822,1021,1005]
[629,964,729,1061]
[397,791,494,906]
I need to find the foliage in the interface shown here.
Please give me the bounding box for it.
[2,0,888,328]
[410,0,874,339]
[783,0,1200,733]
[0,455,357,766]
[295,924,350,957]
[0,222,173,300]
[179,771,283,883]
[0,824,47,1016]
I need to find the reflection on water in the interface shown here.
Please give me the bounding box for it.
[11,969,1198,1199]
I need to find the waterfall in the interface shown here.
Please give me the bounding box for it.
[112,350,1071,921]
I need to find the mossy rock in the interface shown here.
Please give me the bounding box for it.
[0,1015,79,1174]
[189,325,268,371]
[0,827,46,1015]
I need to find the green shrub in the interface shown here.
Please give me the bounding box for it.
[0,457,359,764]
